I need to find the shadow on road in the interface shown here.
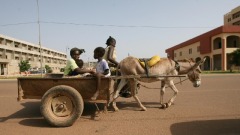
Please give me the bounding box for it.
[170,119,240,135]
[0,101,51,127]
[0,102,42,122]
[0,101,110,127]
[95,100,167,112]
[0,100,163,127]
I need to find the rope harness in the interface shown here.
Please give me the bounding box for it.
[138,59,199,90]
[138,77,189,89]
[112,59,200,94]
[108,59,199,106]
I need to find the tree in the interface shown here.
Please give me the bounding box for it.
[18,60,31,72]
[230,49,240,66]
[45,65,53,73]
[60,68,65,72]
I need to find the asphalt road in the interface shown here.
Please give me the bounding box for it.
[0,74,240,135]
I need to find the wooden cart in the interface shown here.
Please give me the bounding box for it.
[17,75,113,127]
[17,74,186,127]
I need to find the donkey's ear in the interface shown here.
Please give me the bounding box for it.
[196,68,202,73]
[192,57,206,69]
[199,57,206,65]
[196,57,206,66]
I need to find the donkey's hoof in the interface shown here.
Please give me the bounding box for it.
[160,105,166,109]
[160,103,168,109]
[113,107,119,112]
[165,103,169,108]
[141,107,147,111]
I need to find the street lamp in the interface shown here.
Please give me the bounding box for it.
[66,46,69,59]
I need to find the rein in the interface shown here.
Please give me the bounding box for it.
[138,77,189,89]
[137,59,187,89]
[187,60,198,81]
[137,59,197,90]
[112,58,197,91]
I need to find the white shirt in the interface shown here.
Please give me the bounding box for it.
[96,59,111,77]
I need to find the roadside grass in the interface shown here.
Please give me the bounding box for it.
[203,70,240,74]
[0,75,42,79]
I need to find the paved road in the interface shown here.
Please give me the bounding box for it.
[0,74,240,135]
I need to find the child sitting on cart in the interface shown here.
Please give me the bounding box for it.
[64,47,95,76]
[68,59,84,76]
[91,47,111,100]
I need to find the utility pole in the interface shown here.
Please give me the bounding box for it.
[36,0,43,77]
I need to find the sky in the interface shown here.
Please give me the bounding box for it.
[0,0,240,62]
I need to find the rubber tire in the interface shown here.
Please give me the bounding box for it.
[40,85,84,127]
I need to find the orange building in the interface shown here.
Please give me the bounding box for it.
[165,25,240,71]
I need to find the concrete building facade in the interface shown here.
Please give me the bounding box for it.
[224,6,240,25]
[165,25,240,71]
[0,34,67,75]
[166,6,240,71]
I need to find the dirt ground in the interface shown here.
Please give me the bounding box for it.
[0,74,240,135]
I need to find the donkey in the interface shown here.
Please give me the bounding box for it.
[112,56,206,111]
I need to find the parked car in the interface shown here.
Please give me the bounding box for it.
[29,67,46,74]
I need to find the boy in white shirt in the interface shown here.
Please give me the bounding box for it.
[91,47,111,100]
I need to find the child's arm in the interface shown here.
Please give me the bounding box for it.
[103,69,110,75]
[74,68,95,74]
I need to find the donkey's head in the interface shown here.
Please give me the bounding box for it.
[186,58,206,87]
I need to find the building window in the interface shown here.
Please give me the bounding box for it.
[233,20,240,25]
[233,40,237,47]
[197,46,200,52]
[179,52,182,56]
[189,48,192,54]
[233,11,240,19]
[218,42,222,48]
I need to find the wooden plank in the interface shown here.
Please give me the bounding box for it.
[17,77,113,102]
[17,79,23,101]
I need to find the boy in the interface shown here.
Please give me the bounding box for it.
[91,47,111,100]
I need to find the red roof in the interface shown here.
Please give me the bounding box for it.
[165,25,240,58]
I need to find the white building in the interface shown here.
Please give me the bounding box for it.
[224,6,240,26]
[0,34,67,75]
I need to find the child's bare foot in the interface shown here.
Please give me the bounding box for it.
[91,91,99,100]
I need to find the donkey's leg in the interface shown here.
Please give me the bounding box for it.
[130,79,147,111]
[133,95,147,111]
[112,79,127,111]
[160,80,166,106]
[166,80,179,107]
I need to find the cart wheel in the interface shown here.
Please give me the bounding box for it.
[40,85,84,127]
